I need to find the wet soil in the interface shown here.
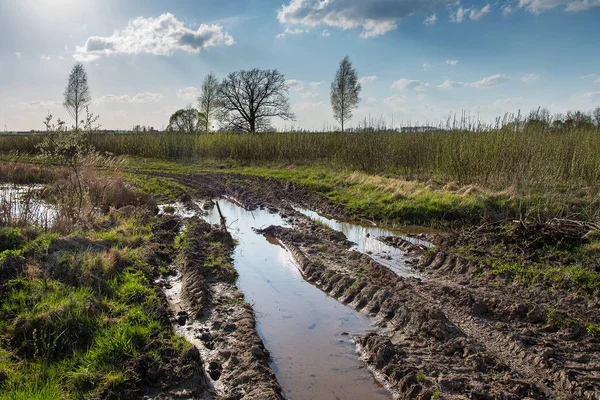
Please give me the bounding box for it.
[156,217,283,399]
[158,172,600,400]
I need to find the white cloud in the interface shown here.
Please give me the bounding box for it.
[286,79,305,92]
[580,91,600,103]
[276,27,309,39]
[446,60,459,66]
[438,79,466,89]
[424,13,438,25]
[470,4,492,20]
[438,74,509,89]
[450,6,470,23]
[422,63,431,71]
[521,73,541,82]
[502,5,515,15]
[470,74,510,88]
[286,80,321,98]
[392,78,430,91]
[581,74,600,84]
[40,54,51,61]
[384,95,409,106]
[278,0,453,38]
[367,96,378,104]
[74,13,234,61]
[97,93,164,103]
[14,52,21,58]
[322,29,331,37]
[451,5,492,23]
[359,76,378,85]
[518,0,600,14]
[177,87,200,101]
[15,100,61,109]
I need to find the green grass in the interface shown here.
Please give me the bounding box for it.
[0,211,190,399]
[490,260,600,296]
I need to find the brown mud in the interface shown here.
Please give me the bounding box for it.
[156,172,599,399]
[156,217,283,400]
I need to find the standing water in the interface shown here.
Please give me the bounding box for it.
[202,200,391,400]
[295,207,433,278]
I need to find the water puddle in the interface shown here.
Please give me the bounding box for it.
[294,207,433,278]
[201,200,391,400]
[0,184,56,228]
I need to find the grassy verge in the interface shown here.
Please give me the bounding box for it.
[0,210,196,399]
[122,157,581,227]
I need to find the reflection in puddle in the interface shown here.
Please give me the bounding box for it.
[203,200,391,400]
[0,184,56,227]
[294,207,432,278]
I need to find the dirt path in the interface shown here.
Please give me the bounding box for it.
[157,172,599,399]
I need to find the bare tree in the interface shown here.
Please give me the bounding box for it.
[167,108,201,134]
[216,69,295,133]
[593,106,600,131]
[63,62,91,132]
[198,72,220,133]
[330,56,361,132]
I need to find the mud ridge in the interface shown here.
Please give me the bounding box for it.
[257,224,542,399]
[159,217,283,400]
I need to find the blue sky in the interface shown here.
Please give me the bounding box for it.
[1,0,599,131]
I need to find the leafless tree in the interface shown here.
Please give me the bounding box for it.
[216,69,295,133]
[593,106,600,131]
[330,56,361,132]
[63,62,91,132]
[198,72,220,133]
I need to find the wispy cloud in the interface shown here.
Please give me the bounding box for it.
[40,54,51,61]
[424,13,438,25]
[521,73,541,82]
[96,93,164,103]
[392,78,430,91]
[321,29,331,37]
[518,0,600,14]
[177,87,200,101]
[451,5,492,23]
[14,52,21,58]
[446,60,459,66]
[74,13,235,62]
[438,74,510,89]
[276,27,310,39]
[359,76,378,85]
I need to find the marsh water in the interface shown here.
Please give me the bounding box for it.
[0,184,56,227]
[201,200,391,400]
[295,207,432,278]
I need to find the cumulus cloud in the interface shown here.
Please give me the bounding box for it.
[359,76,378,85]
[392,78,430,91]
[424,13,438,25]
[74,13,234,61]
[278,0,453,38]
[438,80,466,89]
[518,0,600,14]
[177,87,200,101]
[451,5,492,22]
[521,73,541,82]
[96,93,164,103]
[321,29,331,37]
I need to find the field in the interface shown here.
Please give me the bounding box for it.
[1,122,599,399]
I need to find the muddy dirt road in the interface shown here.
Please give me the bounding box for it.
[156,172,599,399]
